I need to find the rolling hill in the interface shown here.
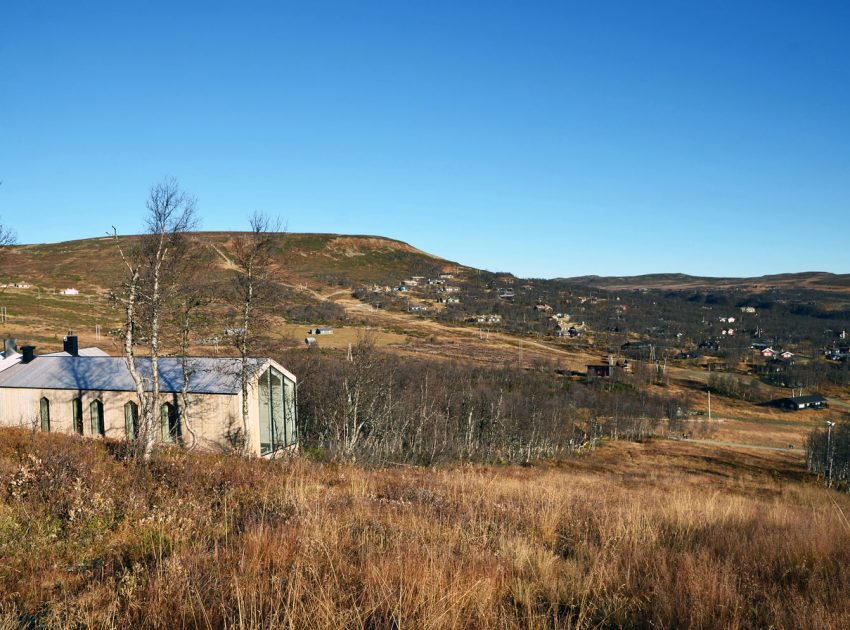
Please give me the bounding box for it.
[563,271,850,293]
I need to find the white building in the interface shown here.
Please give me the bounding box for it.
[0,336,297,457]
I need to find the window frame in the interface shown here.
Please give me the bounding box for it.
[39,397,50,432]
[124,400,139,441]
[90,399,105,436]
[72,397,84,435]
[160,402,179,444]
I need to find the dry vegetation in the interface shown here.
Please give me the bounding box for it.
[2,428,849,629]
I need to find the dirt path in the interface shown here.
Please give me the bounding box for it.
[682,438,802,454]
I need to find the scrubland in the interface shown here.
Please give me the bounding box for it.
[1,429,849,629]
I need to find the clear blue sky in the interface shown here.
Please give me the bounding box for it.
[2,1,849,278]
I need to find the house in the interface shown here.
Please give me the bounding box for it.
[621,341,651,352]
[439,297,460,304]
[308,327,333,335]
[760,347,777,358]
[0,335,297,457]
[60,288,79,296]
[409,305,428,313]
[394,285,408,293]
[771,395,828,411]
[469,315,502,324]
[586,364,613,379]
[779,351,794,360]
[556,325,580,338]
[534,303,553,313]
[740,306,757,314]
[497,289,514,300]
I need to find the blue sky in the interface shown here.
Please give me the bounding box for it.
[1,1,849,278]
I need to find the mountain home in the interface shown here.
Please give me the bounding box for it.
[0,336,297,457]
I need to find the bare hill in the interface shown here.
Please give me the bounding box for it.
[2,232,459,292]
[564,271,850,293]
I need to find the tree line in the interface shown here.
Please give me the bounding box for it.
[280,338,690,465]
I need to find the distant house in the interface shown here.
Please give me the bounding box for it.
[469,315,501,324]
[779,350,794,360]
[621,341,651,352]
[699,339,720,351]
[395,285,408,293]
[308,327,333,335]
[402,279,419,287]
[497,289,514,300]
[771,395,828,411]
[740,306,757,314]
[441,286,460,293]
[534,304,553,313]
[760,347,777,358]
[409,305,428,313]
[60,288,79,296]
[586,364,613,379]
[439,297,460,304]
[556,325,580,338]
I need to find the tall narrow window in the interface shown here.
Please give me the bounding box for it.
[258,369,272,454]
[90,399,104,436]
[258,367,296,455]
[124,401,139,440]
[72,397,83,435]
[39,397,50,432]
[161,402,179,443]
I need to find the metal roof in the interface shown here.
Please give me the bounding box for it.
[0,355,272,395]
[787,395,827,404]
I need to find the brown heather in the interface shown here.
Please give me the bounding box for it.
[1,428,849,629]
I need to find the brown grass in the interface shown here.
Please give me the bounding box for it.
[1,431,850,629]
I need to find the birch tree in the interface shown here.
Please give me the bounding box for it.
[230,212,280,455]
[0,218,16,287]
[113,178,197,458]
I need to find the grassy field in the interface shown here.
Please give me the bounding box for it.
[1,428,849,629]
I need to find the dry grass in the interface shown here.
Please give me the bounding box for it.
[1,430,850,629]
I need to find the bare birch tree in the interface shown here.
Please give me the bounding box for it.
[230,212,280,455]
[0,218,16,288]
[112,178,197,458]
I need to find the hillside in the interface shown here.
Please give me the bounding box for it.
[2,232,458,292]
[564,271,850,293]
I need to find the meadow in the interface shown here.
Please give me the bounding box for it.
[2,428,849,629]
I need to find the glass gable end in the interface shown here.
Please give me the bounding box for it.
[258,366,296,455]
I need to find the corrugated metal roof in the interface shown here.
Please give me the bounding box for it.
[0,356,270,395]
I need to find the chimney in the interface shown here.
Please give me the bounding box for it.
[21,345,36,364]
[3,338,16,356]
[63,334,79,357]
